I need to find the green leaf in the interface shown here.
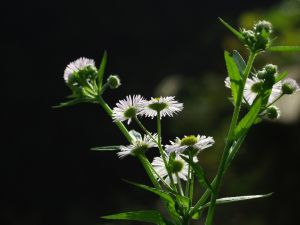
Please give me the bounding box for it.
[232,50,246,76]
[219,18,244,40]
[52,98,83,108]
[201,193,273,209]
[181,156,213,193]
[97,51,108,89]
[224,51,242,105]
[175,194,190,209]
[102,210,169,225]
[275,71,288,83]
[234,96,262,138]
[91,146,120,151]
[268,46,300,52]
[124,180,181,218]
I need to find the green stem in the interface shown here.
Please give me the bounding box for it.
[156,111,177,191]
[204,52,256,225]
[138,154,161,188]
[134,116,158,144]
[176,173,184,196]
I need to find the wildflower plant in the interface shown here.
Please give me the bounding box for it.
[56,19,300,225]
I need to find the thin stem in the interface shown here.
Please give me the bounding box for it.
[176,173,184,196]
[204,52,256,225]
[134,116,158,144]
[265,93,284,108]
[156,111,177,191]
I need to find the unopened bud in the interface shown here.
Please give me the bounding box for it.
[282,78,300,95]
[107,75,121,89]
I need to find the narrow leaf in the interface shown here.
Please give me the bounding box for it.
[224,51,242,105]
[52,98,83,108]
[98,51,107,89]
[219,18,244,40]
[232,50,246,76]
[275,71,288,83]
[102,210,168,225]
[201,193,273,209]
[234,96,262,138]
[268,46,300,52]
[181,156,213,193]
[91,146,120,151]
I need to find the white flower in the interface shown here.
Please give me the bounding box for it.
[165,135,214,155]
[117,134,158,158]
[225,76,282,105]
[141,96,183,118]
[64,57,96,82]
[112,95,147,124]
[152,154,198,184]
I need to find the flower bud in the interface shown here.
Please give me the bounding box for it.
[107,75,121,89]
[264,64,277,75]
[281,78,300,95]
[257,70,267,79]
[266,106,280,120]
[254,20,273,34]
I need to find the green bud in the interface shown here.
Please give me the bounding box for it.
[251,82,263,93]
[107,75,121,89]
[266,106,280,120]
[282,78,300,95]
[254,20,273,34]
[170,159,184,173]
[264,64,277,75]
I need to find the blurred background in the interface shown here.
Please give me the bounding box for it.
[2,0,300,225]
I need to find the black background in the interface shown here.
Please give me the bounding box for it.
[3,1,298,225]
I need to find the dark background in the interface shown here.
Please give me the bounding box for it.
[2,0,300,225]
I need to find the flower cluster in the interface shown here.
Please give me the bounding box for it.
[225,63,299,120]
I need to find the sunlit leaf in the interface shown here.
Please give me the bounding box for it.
[52,98,83,108]
[219,18,244,40]
[91,146,120,151]
[232,50,246,76]
[102,210,170,225]
[275,71,288,83]
[268,46,300,52]
[98,51,107,89]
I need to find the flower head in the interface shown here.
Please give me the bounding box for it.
[265,106,281,120]
[281,78,300,95]
[225,76,282,105]
[112,95,147,124]
[64,57,96,83]
[165,135,214,155]
[117,134,158,158]
[141,96,183,118]
[152,154,198,184]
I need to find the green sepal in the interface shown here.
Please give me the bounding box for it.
[102,210,172,225]
[180,156,214,193]
[91,146,120,151]
[232,50,246,76]
[224,51,242,105]
[219,18,244,41]
[268,46,300,52]
[97,51,108,90]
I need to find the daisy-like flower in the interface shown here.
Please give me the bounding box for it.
[117,134,158,158]
[64,57,96,82]
[165,135,214,155]
[141,96,183,118]
[112,95,147,124]
[225,76,282,105]
[152,154,198,184]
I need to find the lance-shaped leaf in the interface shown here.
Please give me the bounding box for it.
[124,180,181,218]
[232,50,246,76]
[234,96,262,139]
[275,71,288,83]
[224,51,242,105]
[181,156,213,193]
[52,98,83,108]
[200,193,273,209]
[91,146,120,151]
[219,18,244,41]
[268,46,300,52]
[97,51,107,89]
[102,210,171,225]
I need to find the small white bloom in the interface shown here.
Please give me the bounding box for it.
[225,76,282,105]
[117,134,158,158]
[112,95,147,124]
[165,135,214,155]
[152,154,198,184]
[141,96,183,118]
[64,57,96,82]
